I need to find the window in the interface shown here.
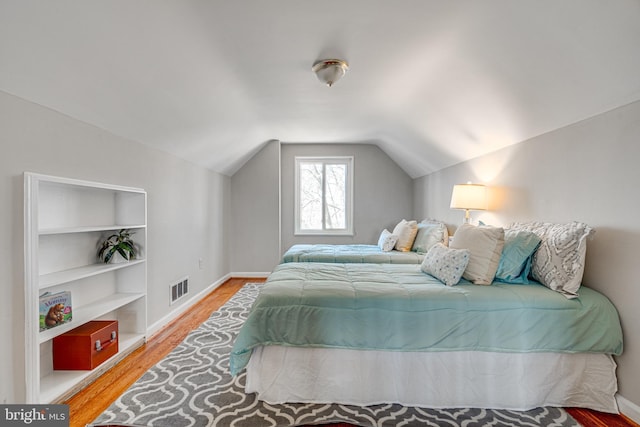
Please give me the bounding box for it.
[295,156,353,235]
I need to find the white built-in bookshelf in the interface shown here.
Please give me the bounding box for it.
[24,172,147,403]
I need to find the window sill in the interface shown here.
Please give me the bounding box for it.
[294,231,355,237]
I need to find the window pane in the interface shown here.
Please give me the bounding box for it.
[299,162,323,230]
[324,164,346,229]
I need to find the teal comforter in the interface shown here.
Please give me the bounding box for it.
[230,263,623,375]
[282,244,424,264]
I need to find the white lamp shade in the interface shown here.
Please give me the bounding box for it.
[450,184,487,211]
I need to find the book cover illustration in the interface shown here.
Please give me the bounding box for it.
[39,291,72,331]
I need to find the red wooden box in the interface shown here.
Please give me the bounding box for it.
[53,320,118,370]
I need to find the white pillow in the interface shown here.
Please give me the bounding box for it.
[412,219,449,253]
[509,221,594,298]
[450,223,505,285]
[377,229,398,252]
[421,243,470,286]
[392,219,418,252]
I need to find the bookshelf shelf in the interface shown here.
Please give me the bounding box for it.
[39,224,146,235]
[39,259,146,290]
[38,292,145,343]
[39,333,145,403]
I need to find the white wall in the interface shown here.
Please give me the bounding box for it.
[281,143,414,251]
[230,140,281,273]
[0,91,231,403]
[413,100,640,412]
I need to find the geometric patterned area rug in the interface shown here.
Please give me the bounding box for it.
[90,284,581,427]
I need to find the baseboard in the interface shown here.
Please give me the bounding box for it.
[617,394,640,424]
[146,273,231,338]
[230,271,271,278]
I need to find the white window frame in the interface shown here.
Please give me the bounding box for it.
[294,156,354,236]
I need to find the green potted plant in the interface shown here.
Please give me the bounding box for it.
[98,229,137,263]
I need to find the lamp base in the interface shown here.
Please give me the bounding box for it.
[463,209,471,224]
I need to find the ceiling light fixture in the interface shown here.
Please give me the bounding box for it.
[312,59,349,87]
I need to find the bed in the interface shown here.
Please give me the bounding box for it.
[230,262,624,413]
[281,243,425,264]
[282,219,448,264]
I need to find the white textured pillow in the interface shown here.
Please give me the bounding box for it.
[392,219,419,252]
[412,219,449,254]
[377,229,398,252]
[509,221,594,298]
[421,243,470,286]
[450,224,505,285]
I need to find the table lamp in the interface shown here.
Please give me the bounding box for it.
[450,183,488,224]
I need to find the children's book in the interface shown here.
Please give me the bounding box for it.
[39,291,72,331]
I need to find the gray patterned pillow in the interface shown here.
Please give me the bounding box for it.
[509,221,594,298]
[421,243,470,286]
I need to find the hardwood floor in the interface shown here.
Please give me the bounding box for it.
[65,277,638,427]
[568,407,639,427]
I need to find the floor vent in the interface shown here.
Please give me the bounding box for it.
[171,277,189,305]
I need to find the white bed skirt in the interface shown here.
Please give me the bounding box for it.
[245,346,619,413]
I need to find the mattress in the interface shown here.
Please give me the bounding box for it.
[281,244,424,264]
[230,262,623,375]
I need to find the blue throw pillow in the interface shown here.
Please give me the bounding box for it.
[495,229,541,284]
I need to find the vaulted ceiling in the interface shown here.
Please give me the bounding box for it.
[2,1,639,178]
